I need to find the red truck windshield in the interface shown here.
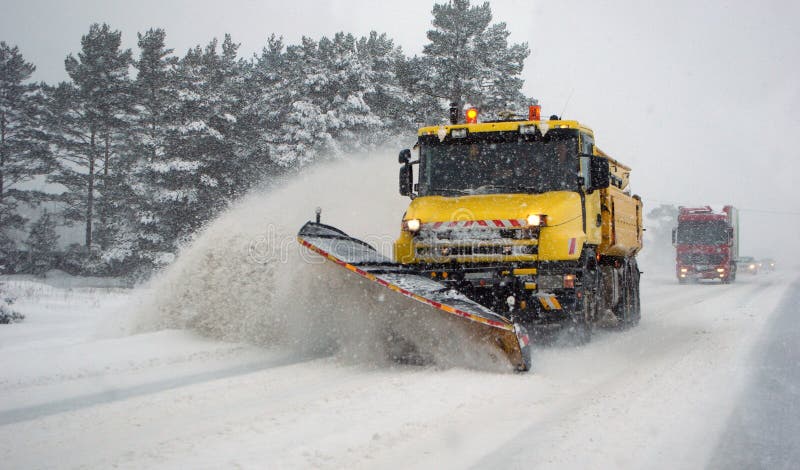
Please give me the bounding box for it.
[676,220,729,245]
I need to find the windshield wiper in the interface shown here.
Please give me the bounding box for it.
[473,184,536,193]
[430,185,537,195]
[431,188,473,195]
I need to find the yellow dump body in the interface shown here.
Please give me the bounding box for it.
[394,119,642,264]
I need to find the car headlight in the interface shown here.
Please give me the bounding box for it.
[404,219,421,232]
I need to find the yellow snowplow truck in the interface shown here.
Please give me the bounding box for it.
[298,104,643,371]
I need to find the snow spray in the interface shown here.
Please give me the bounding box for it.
[126,152,509,371]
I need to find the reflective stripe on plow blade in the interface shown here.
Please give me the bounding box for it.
[537,295,562,310]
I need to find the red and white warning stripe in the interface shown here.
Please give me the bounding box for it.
[422,219,527,231]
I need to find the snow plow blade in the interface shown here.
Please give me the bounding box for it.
[297,222,531,372]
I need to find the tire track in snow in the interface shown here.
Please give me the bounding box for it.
[0,352,318,426]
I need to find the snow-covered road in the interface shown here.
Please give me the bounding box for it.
[1,271,796,469]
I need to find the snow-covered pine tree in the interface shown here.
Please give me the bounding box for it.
[316,32,383,152]
[356,32,417,136]
[126,28,181,272]
[0,280,23,324]
[209,36,272,197]
[0,230,16,273]
[153,35,264,250]
[48,23,133,256]
[269,36,334,167]
[270,32,388,164]
[395,54,447,126]
[240,35,293,175]
[25,209,59,275]
[422,0,530,117]
[0,42,53,252]
[471,17,530,114]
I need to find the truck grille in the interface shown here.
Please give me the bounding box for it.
[416,244,537,258]
[414,226,538,261]
[419,227,536,241]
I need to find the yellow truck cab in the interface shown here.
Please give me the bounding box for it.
[394,106,643,340]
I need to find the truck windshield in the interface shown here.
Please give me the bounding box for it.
[418,137,579,196]
[676,220,729,245]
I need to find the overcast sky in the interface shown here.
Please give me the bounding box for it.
[2,0,799,259]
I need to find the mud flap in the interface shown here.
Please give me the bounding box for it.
[297,222,532,372]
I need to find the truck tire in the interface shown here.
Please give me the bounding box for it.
[570,293,593,345]
[615,258,639,328]
[628,259,641,326]
[566,247,597,345]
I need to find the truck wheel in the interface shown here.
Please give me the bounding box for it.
[569,318,592,345]
[629,260,641,326]
[615,259,638,329]
[566,247,596,345]
[566,290,593,345]
[570,290,594,344]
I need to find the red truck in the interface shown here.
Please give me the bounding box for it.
[672,206,739,284]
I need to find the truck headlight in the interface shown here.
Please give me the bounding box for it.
[404,219,421,232]
[526,214,544,227]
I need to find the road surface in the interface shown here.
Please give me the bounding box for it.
[0,272,797,469]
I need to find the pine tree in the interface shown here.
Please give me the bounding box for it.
[357,32,418,134]
[319,33,383,150]
[0,42,52,247]
[239,35,292,177]
[396,54,447,126]
[242,35,288,163]
[126,28,180,271]
[147,35,263,254]
[270,33,386,164]
[48,23,133,253]
[0,230,16,272]
[26,209,59,275]
[422,0,530,117]
[269,36,334,166]
[0,280,24,323]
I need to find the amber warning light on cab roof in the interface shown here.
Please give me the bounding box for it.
[529,104,541,121]
[465,107,479,124]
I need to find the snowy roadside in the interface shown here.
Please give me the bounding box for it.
[0,275,279,422]
[1,270,797,469]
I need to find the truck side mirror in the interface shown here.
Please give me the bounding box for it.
[672,228,677,246]
[588,156,610,192]
[398,149,411,164]
[399,163,413,197]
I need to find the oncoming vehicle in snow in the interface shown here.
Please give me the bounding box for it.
[760,258,776,272]
[738,256,759,275]
[672,206,739,284]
